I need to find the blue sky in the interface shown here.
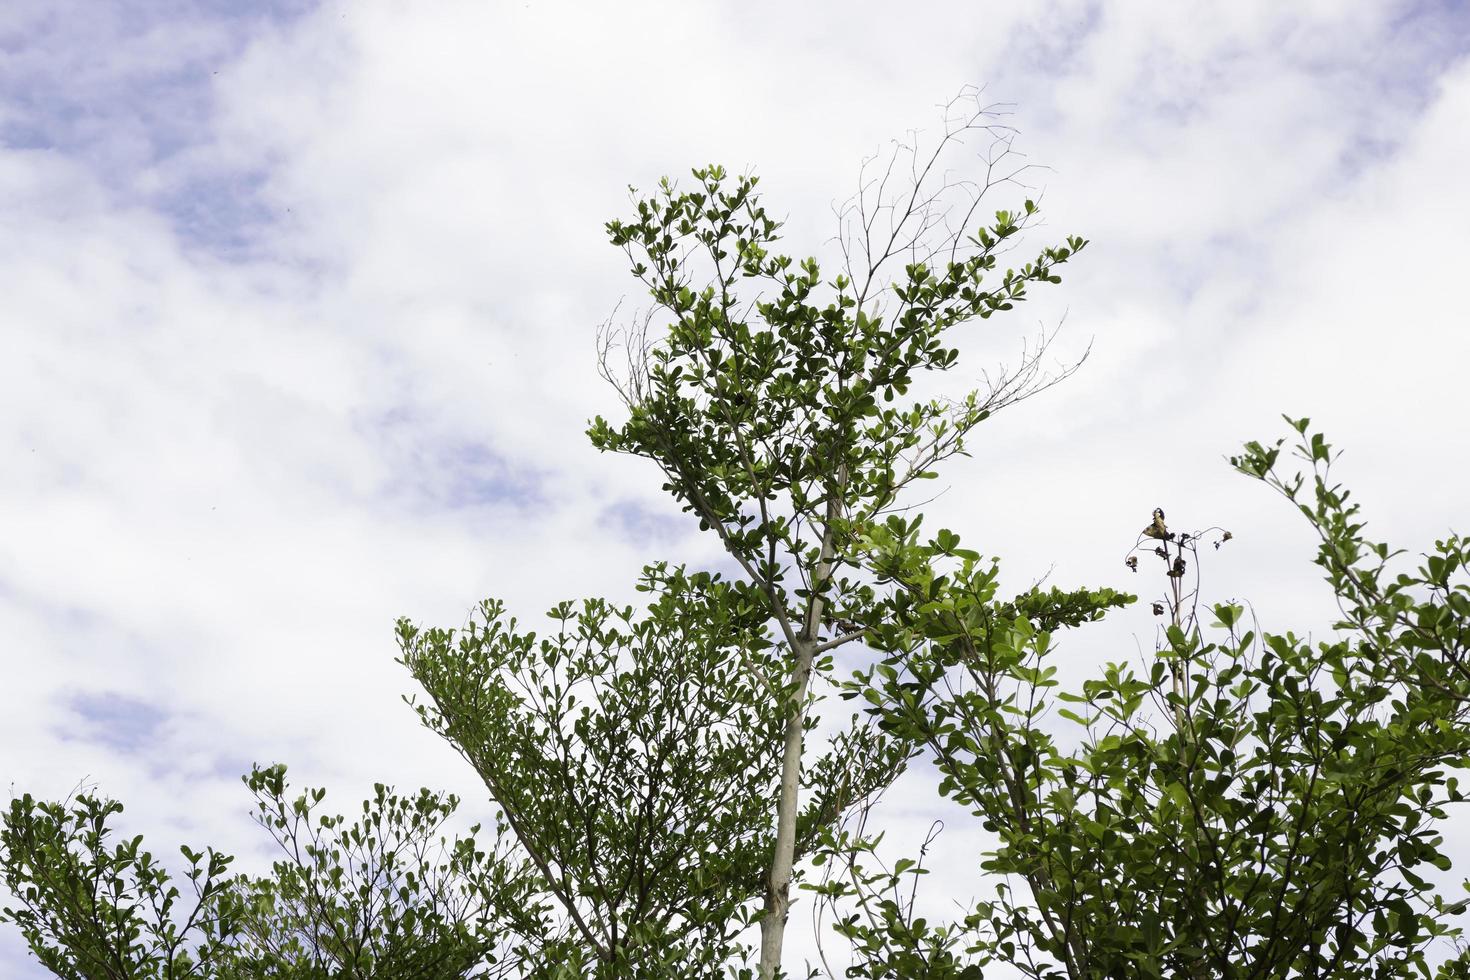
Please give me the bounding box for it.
[3,1,1469,975]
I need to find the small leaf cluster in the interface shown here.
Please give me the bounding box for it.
[806,820,985,980]
[1234,416,1470,709]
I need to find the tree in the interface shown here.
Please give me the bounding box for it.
[4,91,1091,978]
[0,792,238,979]
[219,765,544,979]
[8,86,1467,979]
[399,567,820,975]
[1,767,540,979]
[396,91,1089,978]
[825,419,1470,977]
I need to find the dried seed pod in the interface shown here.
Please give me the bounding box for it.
[1143,507,1172,541]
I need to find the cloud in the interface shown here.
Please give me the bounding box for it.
[58,692,168,756]
[3,1,1468,975]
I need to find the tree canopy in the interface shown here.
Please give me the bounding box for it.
[5,94,1468,979]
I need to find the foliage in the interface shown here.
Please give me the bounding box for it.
[219,764,542,979]
[400,565,788,975]
[385,90,1089,977]
[5,92,1089,980]
[28,93,1464,980]
[1,769,537,979]
[811,815,986,980]
[0,793,236,979]
[579,93,1086,976]
[834,420,1470,978]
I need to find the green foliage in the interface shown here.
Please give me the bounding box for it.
[1,771,537,980]
[8,101,1466,976]
[399,565,781,973]
[402,99,1086,978]
[398,564,904,976]
[0,793,235,979]
[35,101,1466,980]
[838,421,1470,978]
[7,97,1088,979]
[588,162,1084,640]
[808,820,985,980]
[220,764,541,979]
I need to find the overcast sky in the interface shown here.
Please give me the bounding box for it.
[3,1,1469,975]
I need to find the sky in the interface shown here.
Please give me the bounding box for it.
[2,0,1469,975]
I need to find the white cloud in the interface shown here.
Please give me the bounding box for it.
[3,0,1467,974]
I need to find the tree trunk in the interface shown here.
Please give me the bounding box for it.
[758,479,845,979]
[757,635,816,979]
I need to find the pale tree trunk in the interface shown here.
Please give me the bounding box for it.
[758,478,845,980]
[757,634,816,979]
